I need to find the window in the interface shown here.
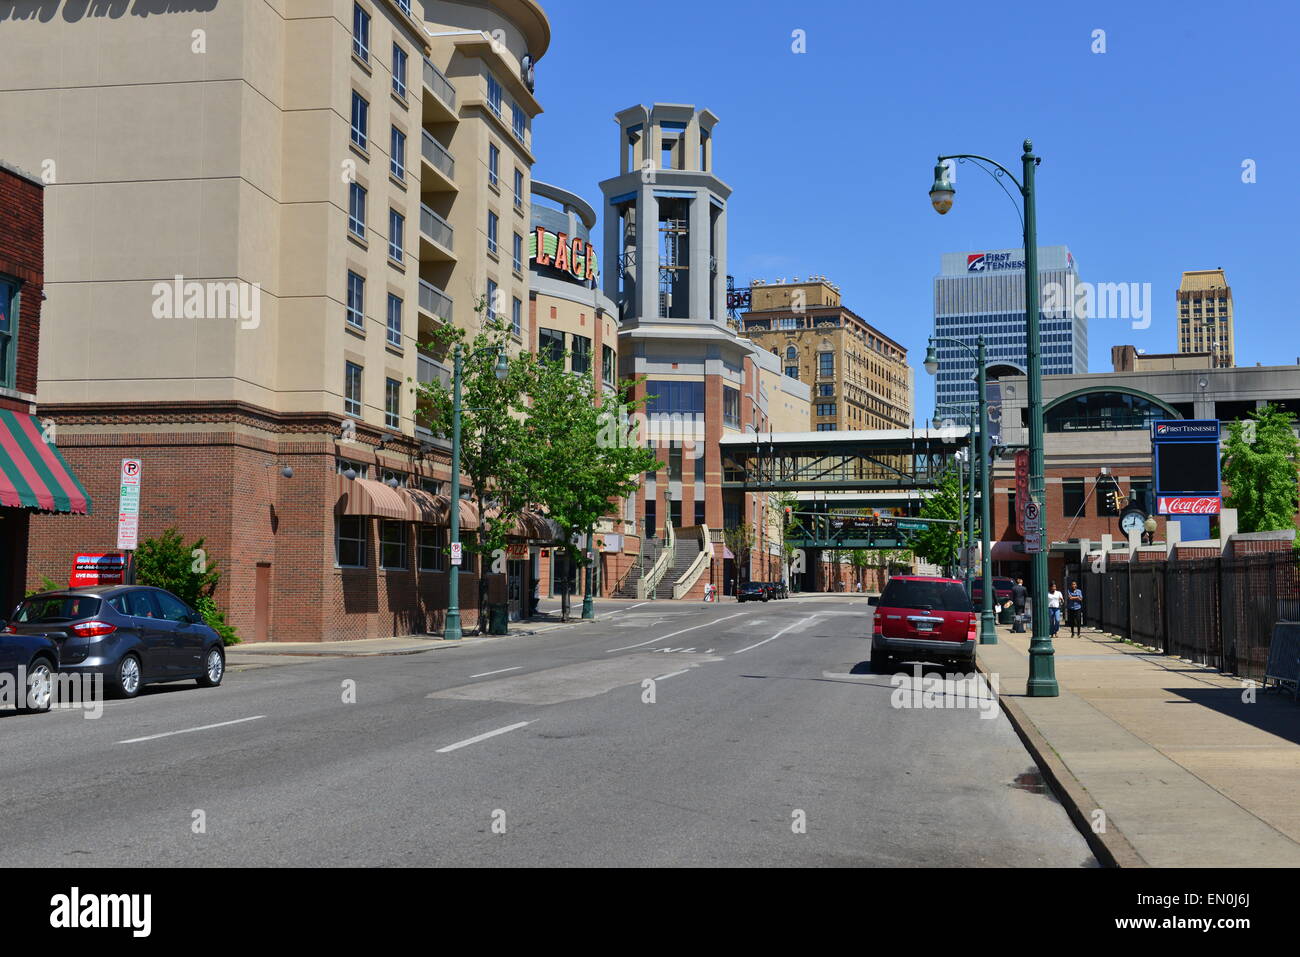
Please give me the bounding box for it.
[486,73,503,118]
[694,502,706,526]
[785,346,797,360]
[819,384,834,397]
[486,279,498,322]
[394,0,411,14]
[391,44,408,98]
[348,182,366,238]
[668,444,683,481]
[337,516,366,567]
[379,520,408,569]
[460,532,478,573]
[816,422,836,431]
[539,327,565,365]
[816,403,837,417]
[338,458,369,479]
[344,361,363,416]
[419,526,446,571]
[352,3,370,61]
[386,293,402,346]
[154,590,193,622]
[571,335,591,374]
[487,211,499,254]
[390,126,406,179]
[695,449,705,481]
[350,91,368,150]
[602,344,616,385]
[512,232,523,271]
[1062,478,1085,517]
[385,377,401,429]
[645,380,704,414]
[388,208,404,261]
[0,279,17,389]
[488,143,500,188]
[513,168,524,208]
[785,366,798,378]
[818,353,834,378]
[511,297,522,337]
[346,271,364,327]
[723,386,740,428]
[511,101,525,140]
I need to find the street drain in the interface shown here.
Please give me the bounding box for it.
[1009,769,1047,794]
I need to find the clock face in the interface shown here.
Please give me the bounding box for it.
[1120,511,1145,534]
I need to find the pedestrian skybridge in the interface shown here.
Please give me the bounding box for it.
[720,427,971,493]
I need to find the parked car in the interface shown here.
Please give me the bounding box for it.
[0,630,58,713]
[737,581,768,603]
[970,576,1017,607]
[3,585,226,699]
[870,575,976,672]
[769,581,789,599]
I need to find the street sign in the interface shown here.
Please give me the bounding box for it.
[896,519,929,531]
[450,541,463,566]
[117,458,142,551]
[1014,450,1029,535]
[1022,532,1043,554]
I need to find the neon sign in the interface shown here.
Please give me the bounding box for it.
[530,228,597,284]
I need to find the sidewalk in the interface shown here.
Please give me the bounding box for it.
[978,621,1300,867]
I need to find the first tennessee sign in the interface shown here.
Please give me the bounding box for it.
[531,228,597,284]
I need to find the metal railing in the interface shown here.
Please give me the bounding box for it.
[421,129,455,180]
[422,57,456,111]
[672,525,712,600]
[418,279,452,323]
[417,351,451,388]
[420,204,453,250]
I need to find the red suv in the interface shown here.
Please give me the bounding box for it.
[869,575,976,672]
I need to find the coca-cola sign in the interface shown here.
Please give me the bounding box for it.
[1158,496,1221,515]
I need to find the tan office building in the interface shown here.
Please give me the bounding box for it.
[0,0,551,640]
[738,277,912,432]
[1176,269,1235,368]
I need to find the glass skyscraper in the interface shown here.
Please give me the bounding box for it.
[932,246,1088,415]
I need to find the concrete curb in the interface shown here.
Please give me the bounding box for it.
[974,652,1148,869]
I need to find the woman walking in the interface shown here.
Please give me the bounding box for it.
[1067,580,1085,637]
[1047,581,1064,637]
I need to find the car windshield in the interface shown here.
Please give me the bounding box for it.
[880,580,971,612]
[13,595,103,623]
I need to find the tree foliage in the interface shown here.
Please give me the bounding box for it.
[912,466,962,572]
[135,527,239,645]
[1222,404,1300,535]
[722,523,755,592]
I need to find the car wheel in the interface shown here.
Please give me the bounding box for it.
[870,649,892,674]
[197,646,225,688]
[23,656,54,713]
[112,654,142,699]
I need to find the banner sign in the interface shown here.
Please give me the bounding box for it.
[70,553,126,587]
[1157,496,1222,516]
[530,228,597,286]
[1014,450,1029,536]
[1152,419,1221,510]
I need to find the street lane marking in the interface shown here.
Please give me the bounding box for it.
[117,715,265,745]
[732,616,821,655]
[436,721,531,753]
[469,667,522,678]
[605,612,746,652]
[653,669,690,681]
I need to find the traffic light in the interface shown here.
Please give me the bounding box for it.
[1098,486,1121,516]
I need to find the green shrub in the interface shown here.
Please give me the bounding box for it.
[136,527,240,645]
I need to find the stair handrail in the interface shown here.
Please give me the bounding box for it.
[672,524,712,600]
[639,523,675,599]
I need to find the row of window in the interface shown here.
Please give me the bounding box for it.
[346,271,406,349]
[337,516,479,571]
[344,361,403,429]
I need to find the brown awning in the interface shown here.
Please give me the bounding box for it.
[397,487,479,529]
[482,505,558,541]
[335,475,410,520]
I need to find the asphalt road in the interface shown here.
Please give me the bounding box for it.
[0,597,1096,867]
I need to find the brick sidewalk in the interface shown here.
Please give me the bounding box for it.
[978,622,1300,867]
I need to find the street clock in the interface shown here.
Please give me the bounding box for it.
[1119,509,1146,536]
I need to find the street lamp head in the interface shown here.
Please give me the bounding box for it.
[493,350,509,381]
[929,162,954,215]
[923,342,940,376]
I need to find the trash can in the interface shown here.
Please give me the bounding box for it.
[486,603,509,635]
[998,603,1014,625]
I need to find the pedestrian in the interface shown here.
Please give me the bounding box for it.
[1011,576,1028,633]
[1047,581,1064,636]
[1067,580,1084,637]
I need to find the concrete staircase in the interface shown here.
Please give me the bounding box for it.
[612,537,660,599]
[656,533,703,599]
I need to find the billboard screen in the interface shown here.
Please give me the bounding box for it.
[1154,442,1220,496]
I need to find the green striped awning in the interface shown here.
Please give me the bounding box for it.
[0,410,91,514]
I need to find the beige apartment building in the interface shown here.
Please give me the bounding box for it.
[0,0,552,640]
[739,277,913,432]
[1177,269,1236,368]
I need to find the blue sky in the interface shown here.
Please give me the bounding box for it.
[530,0,1299,426]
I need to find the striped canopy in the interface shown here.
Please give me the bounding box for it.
[0,410,92,514]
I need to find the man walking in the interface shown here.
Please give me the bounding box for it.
[1011,576,1028,633]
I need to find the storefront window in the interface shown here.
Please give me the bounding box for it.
[379,520,408,569]
[337,516,367,567]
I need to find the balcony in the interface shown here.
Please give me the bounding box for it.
[422,57,457,124]
[417,350,452,389]
[418,278,453,324]
[419,203,455,261]
[421,129,457,191]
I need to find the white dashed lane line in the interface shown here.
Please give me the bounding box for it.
[605,612,748,653]
[469,667,522,678]
[732,616,821,655]
[435,721,531,754]
[117,715,266,745]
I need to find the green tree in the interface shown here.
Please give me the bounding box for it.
[849,549,870,589]
[514,354,660,620]
[134,527,239,645]
[912,466,962,573]
[1222,404,1300,536]
[722,523,755,595]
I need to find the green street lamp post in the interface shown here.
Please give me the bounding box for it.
[444,343,509,641]
[582,524,595,619]
[928,341,996,645]
[935,403,977,596]
[930,142,1056,689]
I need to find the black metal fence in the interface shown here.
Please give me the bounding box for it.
[1084,550,1300,681]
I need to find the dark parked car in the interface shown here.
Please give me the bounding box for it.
[3,586,226,699]
[737,581,768,603]
[0,630,58,713]
[870,575,976,672]
[970,576,1017,607]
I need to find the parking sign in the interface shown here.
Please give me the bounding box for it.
[117,458,142,551]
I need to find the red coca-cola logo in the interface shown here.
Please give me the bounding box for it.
[1159,496,1221,515]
